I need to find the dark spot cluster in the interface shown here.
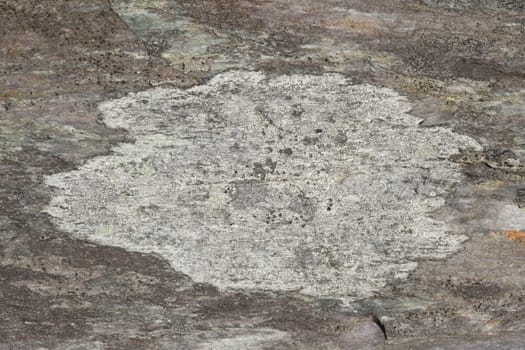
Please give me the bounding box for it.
[326,198,333,211]
[388,307,457,337]
[279,147,293,156]
[224,185,236,195]
[515,188,525,208]
[252,158,277,180]
[261,209,309,228]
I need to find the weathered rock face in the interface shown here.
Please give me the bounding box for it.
[45,71,479,302]
[2,0,525,349]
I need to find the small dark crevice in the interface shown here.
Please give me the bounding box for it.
[371,314,387,340]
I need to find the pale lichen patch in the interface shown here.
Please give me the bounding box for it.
[44,71,481,303]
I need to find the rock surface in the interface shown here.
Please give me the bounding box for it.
[45,71,479,302]
[1,0,524,349]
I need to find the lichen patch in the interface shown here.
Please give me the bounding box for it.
[44,71,481,303]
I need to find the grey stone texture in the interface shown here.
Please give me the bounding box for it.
[45,71,480,303]
[2,0,525,348]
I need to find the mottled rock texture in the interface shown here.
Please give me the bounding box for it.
[45,71,479,302]
[1,0,524,349]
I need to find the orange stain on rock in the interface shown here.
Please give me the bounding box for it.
[503,229,525,241]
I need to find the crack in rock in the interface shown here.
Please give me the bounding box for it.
[44,71,481,303]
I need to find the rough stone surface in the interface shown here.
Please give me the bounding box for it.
[45,71,479,303]
[1,0,525,349]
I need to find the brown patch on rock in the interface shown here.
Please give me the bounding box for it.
[504,229,525,241]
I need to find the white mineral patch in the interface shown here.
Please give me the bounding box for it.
[44,71,481,303]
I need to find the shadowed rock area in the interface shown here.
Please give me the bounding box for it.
[1,0,524,349]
